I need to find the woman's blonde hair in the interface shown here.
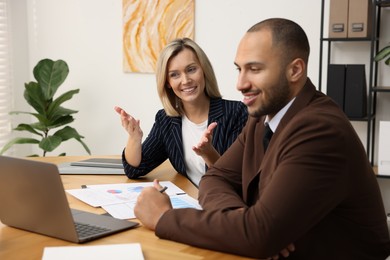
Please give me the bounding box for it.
[156,38,221,117]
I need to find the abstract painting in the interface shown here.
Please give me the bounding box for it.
[123,0,195,73]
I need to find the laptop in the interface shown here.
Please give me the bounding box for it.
[70,158,124,169]
[0,156,138,243]
[58,158,124,175]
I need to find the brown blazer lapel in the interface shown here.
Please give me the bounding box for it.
[242,117,266,202]
[242,79,318,203]
[278,79,317,130]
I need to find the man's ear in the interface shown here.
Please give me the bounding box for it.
[287,58,305,82]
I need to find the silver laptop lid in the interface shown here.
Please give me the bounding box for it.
[0,156,80,242]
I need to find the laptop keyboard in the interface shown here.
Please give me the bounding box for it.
[75,222,111,237]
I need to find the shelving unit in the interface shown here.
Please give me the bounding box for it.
[318,0,390,165]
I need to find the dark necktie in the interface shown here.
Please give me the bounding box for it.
[263,124,273,152]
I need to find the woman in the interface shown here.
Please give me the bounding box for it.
[115,38,247,186]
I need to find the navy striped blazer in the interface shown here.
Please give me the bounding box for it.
[122,98,248,183]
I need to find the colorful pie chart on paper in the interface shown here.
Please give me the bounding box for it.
[107,189,122,194]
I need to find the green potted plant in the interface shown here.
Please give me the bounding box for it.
[375,44,390,66]
[0,59,91,157]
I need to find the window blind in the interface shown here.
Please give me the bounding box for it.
[0,0,13,154]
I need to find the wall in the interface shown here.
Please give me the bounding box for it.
[7,0,390,164]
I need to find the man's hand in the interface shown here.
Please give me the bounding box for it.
[134,179,173,230]
[236,208,295,260]
[267,243,295,259]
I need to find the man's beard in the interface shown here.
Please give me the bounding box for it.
[250,76,291,118]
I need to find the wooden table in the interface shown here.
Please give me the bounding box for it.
[0,156,253,260]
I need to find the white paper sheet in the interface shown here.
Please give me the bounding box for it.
[42,243,144,260]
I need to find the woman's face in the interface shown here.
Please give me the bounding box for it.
[166,48,206,105]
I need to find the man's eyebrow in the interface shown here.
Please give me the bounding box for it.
[246,61,264,66]
[234,61,264,67]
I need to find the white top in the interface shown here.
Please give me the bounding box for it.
[182,115,208,186]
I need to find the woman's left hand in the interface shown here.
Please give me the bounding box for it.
[192,122,220,166]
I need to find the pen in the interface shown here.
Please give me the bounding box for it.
[159,186,168,193]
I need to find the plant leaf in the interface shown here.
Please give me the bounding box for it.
[24,82,47,114]
[76,138,91,155]
[48,107,78,122]
[54,126,91,154]
[47,89,80,117]
[33,59,69,100]
[13,123,43,136]
[30,121,48,132]
[385,57,390,66]
[28,113,51,128]
[0,137,40,155]
[9,111,49,126]
[10,111,36,116]
[375,45,390,62]
[54,126,84,141]
[48,115,74,129]
[39,135,62,152]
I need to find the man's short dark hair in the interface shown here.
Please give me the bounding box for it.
[248,18,310,65]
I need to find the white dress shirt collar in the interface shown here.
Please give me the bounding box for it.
[264,97,296,133]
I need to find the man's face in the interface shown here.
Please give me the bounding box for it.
[234,29,291,118]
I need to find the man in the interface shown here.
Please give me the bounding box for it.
[134,18,390,259]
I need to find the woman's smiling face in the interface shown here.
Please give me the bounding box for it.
[166,48,206,105]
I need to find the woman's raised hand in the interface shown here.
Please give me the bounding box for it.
[114,106,143,141]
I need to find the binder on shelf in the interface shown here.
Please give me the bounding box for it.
[329,0,349,38]
[327,64,346,110]
[348,0,373,38]
[344,64,367,118]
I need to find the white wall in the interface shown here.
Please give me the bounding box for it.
[7,0,390,164]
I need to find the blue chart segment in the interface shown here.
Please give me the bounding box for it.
[170,197,195,209]
[127,186,144,193]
